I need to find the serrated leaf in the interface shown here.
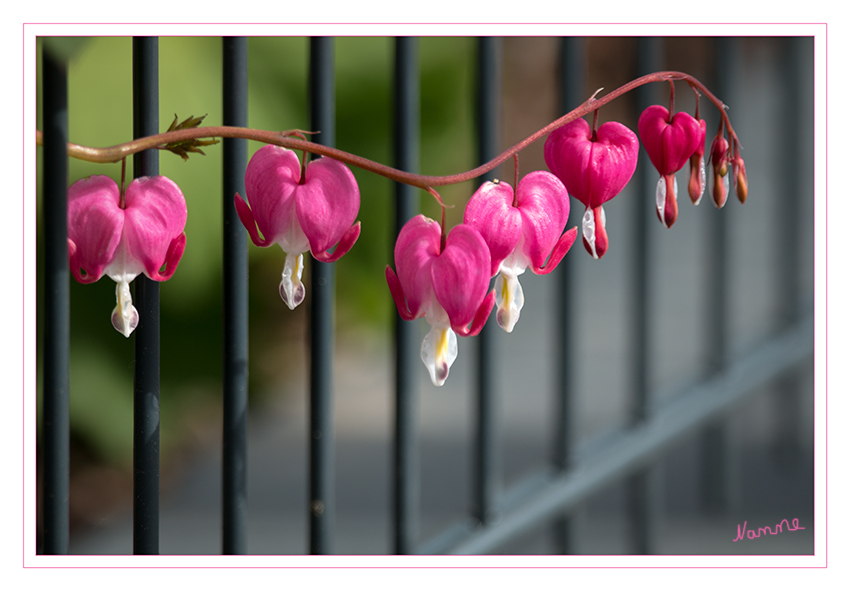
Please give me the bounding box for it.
[160,114,219,161]
[166,114,209,133]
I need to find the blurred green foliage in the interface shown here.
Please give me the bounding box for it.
[37,36,477,467]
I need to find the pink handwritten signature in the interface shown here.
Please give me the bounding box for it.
[733,518,805,541]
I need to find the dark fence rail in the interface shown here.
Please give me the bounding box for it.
[221,35,249,556]
[38,35,814,556]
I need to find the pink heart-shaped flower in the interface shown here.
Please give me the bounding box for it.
[386,216,496,386]
[68,175,187,284]
[543,118,638,259]
[234,145,361,308]
[67,174,187,337]
[638,105,703,176]
[544,118,639,210]
[235,145,361,262]
[638,105,705,228]
[464,171,574,277]
[386,215,494,336]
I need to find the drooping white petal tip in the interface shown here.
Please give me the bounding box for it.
[111,280,139,338]
[494,271,524,333]
[582,206,605,260]
[279,252,306,310]
[696,157,706,205]
[656,176,678,228]
[421,325,458,387]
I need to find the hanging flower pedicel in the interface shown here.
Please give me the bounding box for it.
[463,171,576,332]
[67,174,187,337]
[386,215,495,386]
[544,117,639,259]
[637,105,704,228]
[235,145,361,309]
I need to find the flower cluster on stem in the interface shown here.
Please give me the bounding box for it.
[55,70,746,386]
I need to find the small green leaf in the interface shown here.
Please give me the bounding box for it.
[167,113,209,132]
[160,114,219,161]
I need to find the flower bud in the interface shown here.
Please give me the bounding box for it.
[687,119,707,205]
[712,172,728,209]
[734,156,748,204]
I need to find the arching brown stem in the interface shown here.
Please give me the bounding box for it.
[36,71,741,192]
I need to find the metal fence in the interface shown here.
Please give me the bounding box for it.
[38,35,815,556]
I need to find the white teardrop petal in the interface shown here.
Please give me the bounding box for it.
[420,325,458,387]
[279,252,306,310]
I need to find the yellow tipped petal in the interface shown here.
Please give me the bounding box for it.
[494,270,524,333]
[279,252,305,310]
[421,325,458,387]
[111,279,139,338]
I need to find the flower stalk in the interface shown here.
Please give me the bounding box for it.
[36,71,743,194]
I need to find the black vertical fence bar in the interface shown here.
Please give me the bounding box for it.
[392,36,421,555]
[627,36,663,554]
[308,36,335,555]
[473,36,501,527]
[771,36,805,469]
[41,46,70,556]
[699,37,735,514]
[132,36,161,555]
[552,36,585,555]
[221,36,249,555]
[776,37,803,328]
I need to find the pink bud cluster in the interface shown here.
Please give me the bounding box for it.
[540,102,746,259]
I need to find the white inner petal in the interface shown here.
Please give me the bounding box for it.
[582,207,596,257]
[582,206,605,260]
[697,156,706,204]
[421,325,458,387]
[279,252,306,310]
[494,270,524,333]
[655,176,666,216]
[111,279,139,338]
[656,176,678,222]
[278,209,310,255]
[105,236,144,285]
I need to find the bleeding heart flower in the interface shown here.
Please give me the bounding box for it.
[235,145,361,309]
[638,105,704,228]
[544,117,639,259]
[67,174,187,337]
[386,215,495,386]
[463,171,576,332]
